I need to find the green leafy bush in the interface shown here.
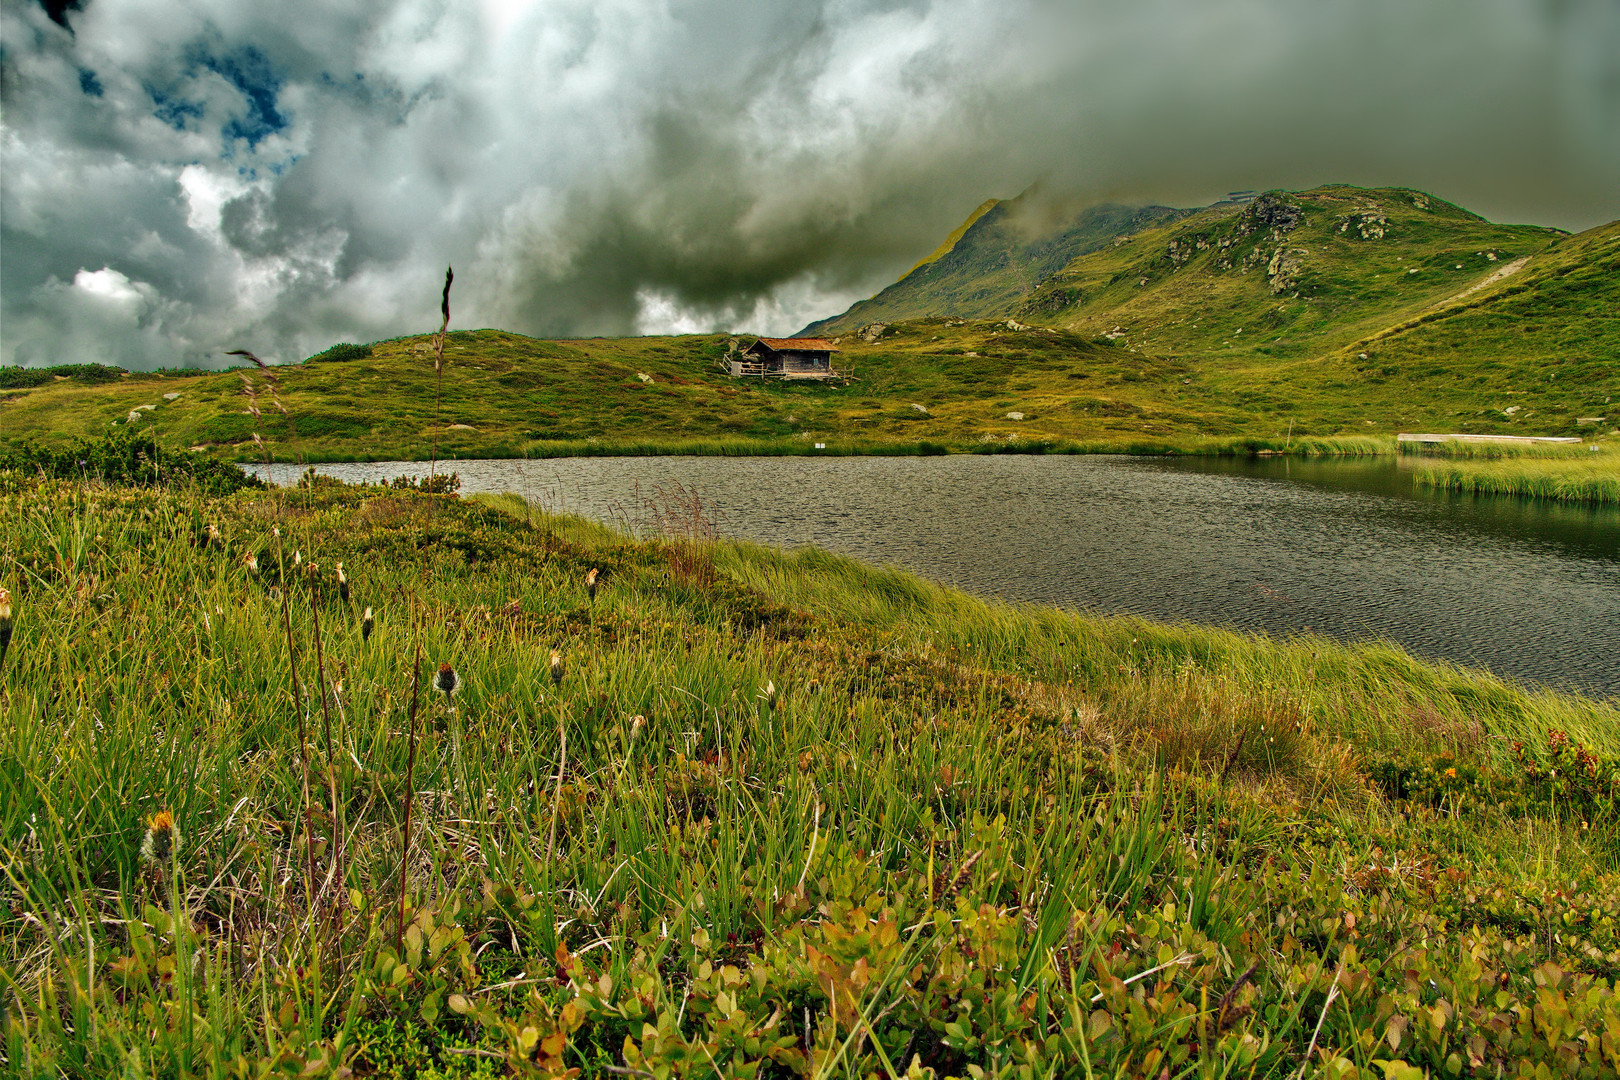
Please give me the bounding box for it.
[0,428,263,495]
[0,363,127,388]
[307,342,374,363]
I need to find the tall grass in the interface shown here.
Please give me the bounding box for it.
[2,479,1615,1076]
[1411,446,1620,504]
[1398,438,1598,460]
[4,204,1613,1075]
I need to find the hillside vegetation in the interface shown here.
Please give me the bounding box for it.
[801,196,1195,337]
[0,186,1615,461]
[2,473,1617,1076]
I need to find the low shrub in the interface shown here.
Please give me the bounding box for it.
[0,428,262,496]
[307,342,374,363]
[0,362,127,389]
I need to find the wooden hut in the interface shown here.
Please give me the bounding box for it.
[731,337,839,379]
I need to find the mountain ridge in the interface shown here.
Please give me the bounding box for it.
[800,192,1197,336]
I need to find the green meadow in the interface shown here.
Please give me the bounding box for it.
[2,468,1617,1078]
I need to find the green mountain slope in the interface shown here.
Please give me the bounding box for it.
[800,193,1195,336]
[1015,186,1574,357]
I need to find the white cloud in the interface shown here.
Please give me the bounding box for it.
[1,0,1615,370]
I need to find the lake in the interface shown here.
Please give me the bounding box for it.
[253,455,1620,699]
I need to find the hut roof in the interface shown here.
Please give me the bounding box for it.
[749,337,840,353]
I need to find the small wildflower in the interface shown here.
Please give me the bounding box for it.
[0,587,12,672]
[434,662,461,698]
[140,810,180,865]
[549,650,563,686]
[585,568,599,605]
[335,562,350,604]
[361,606,374,642]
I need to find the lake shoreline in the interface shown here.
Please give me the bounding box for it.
[226,432,1400,464]
[253,453,1620,697]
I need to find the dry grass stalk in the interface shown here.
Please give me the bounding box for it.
[398,611,425,955]
[307,578,346,915]
[276,562,319,912]
[429,266,454,481]
[545,721,567,867]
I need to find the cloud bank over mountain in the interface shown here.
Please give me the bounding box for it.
[3,0,1616,367]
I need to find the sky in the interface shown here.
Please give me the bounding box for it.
[2,0,1617,369]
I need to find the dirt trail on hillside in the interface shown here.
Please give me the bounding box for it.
[1432,256,1529,309]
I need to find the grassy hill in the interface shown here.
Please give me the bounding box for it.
[1,185,1615,460]
[801,194,1195,337]
[3,473,1617,1074]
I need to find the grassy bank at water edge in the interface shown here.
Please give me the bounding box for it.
[1409,444,1620,504]
[1,474,1617,1078]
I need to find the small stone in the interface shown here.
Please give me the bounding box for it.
[911,403,929,413]
[163,392,181,401]
[1004,411,1025,421]
[636,372,653,383]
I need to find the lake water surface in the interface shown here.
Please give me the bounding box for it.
[254,455,1620,699]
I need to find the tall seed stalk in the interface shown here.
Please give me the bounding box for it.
[230,348,320,910]
[397,616,424,955]
[307,584,346,965]
[400,266,450,950]
[429,267,453,482]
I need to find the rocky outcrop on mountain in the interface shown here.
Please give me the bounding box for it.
[1266,247,1308,294]
[1239,193,1304,239]
[1337,209,1390,239]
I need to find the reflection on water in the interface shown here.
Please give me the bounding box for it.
[253,456,1620,698]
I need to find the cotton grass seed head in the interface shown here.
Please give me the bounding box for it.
[0,587,12,671]
[361,606,374,642]
[140,810,179,865]
[434,662,461,698]
[549,650,563,685]
[243,551,259,574]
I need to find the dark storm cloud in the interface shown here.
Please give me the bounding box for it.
[2,0,1615,368]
